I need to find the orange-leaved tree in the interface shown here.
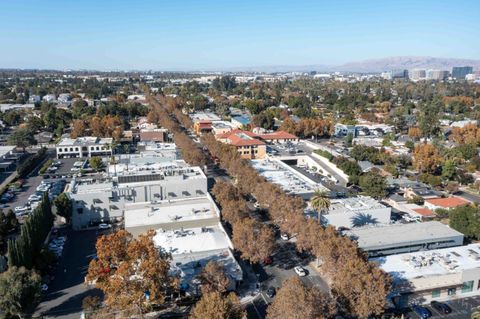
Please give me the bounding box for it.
[86,230,177,316]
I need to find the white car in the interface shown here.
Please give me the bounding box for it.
[280,233,289,241]
[28,194,42,201]
[41,284,48,291]
[98,223,112,229]
[14,206,29,213]
[294,266,307,277]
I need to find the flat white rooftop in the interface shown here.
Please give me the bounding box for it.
[153,225,232,255]
[374,243,480,282]
[251,158,326,194]
[189,111,221,122]
[57,136,113,146]
[328,196,386,215]
[0,146,15,158]
[345,221,464,250]
[109,156,185,174]
[124,197,217,228]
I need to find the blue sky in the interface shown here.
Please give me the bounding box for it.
[0,0,478,70]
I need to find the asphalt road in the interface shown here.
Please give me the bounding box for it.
[34,228,103,319]
[457,190,480,204]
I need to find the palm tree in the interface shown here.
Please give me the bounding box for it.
[310,190,330,225]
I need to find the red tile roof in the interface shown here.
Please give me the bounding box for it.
[216,129,265,147]
[259,131,298,140]
[139,131,166,142]
[425,197,470,208]
[412,208,435,217]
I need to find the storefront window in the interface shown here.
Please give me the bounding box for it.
[462,281,474,293]
[431,289,441,298]
[447,288,456,296]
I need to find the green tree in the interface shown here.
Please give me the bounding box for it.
[8,128,36,151]
[310,190,330,224]
[89,156,103,171]
[442,160,456,180]
[449,205,480,240]
[0,266,42,319]
[53,193,72,223]
[359,171,388,199]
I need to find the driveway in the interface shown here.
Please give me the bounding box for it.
[34,229,102,319]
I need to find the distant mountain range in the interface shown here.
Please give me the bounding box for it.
[228,56,480,73]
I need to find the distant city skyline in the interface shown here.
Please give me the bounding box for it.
[0,0,479,70]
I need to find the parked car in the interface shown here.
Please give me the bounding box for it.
[41,284,49,291]
[98,223,112,229]
[280,233,289,241]
[294,266,307,277]
[14,206,29,213]
[412,305,432,319]
[430,301,452,314]
[28,194,42,201]
[266,287,276,298]
[263,256,273,266]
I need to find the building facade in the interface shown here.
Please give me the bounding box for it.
[377,244,480,306]
[56,137,113,158]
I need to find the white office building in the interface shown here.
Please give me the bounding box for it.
[322,196,391,228]
[56,137,113,158]
[67,162,208,230]
[344,221,464,257]
[375,244,480,306]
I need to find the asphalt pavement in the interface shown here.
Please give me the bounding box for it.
[34,228,103,319]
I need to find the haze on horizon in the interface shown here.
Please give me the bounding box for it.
[0,0,478,71]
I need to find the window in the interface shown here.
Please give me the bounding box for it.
[431,289,440,298]
[447,288,456,296]
[462,281,474,293]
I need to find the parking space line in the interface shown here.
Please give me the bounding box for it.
[250,299,262,319]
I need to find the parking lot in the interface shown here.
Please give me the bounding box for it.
[34,228,106,319]
[401,296,480,319]
[245,237,330,319]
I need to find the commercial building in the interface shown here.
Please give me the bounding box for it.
[322,196,391,229]
[0,146,18,172]
[409,69,426,81]
[0,104,35,112]
[251,158,328,198]
[56,137,113,158]
[452,66,473,79]
[190,111,222,136]
[216,130,267,159]
[67,161,208,229]
[344,221,464,258]
[231,115,252,128]
[211,121,234,135]
[376,244,480,306]
[139,128,168,143]
[154,224,243,292]
[426,70,450,81]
